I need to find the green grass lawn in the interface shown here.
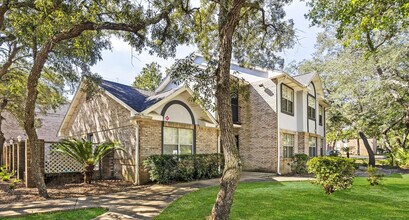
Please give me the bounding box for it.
[156,174,409,220]
[1,208,106,220]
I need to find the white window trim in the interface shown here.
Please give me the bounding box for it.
[163,127,194,155]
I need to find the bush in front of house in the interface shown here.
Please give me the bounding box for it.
[307,156,355,194]
[143,154,224,184]
[291,154,309,174]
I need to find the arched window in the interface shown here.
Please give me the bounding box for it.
[161,100,196,155]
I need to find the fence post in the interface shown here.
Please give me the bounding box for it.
[0,145,2,166]
[2,145,6,168]
[17,141,25,180]
[8,145,12,171]
[12,143,18,173]
[4,145,7,170]
[25,139,45,188]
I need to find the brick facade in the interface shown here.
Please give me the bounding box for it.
[196,126,218,154]
[238,80,279,172]
[62,78,326,182]
[65,93,137,181]
[64,92,218,183]
[137,120,218,183]
[297,132,307,154]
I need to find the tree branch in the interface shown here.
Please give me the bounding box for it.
[0,41,20,79]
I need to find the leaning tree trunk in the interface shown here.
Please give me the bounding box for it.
[358,131,376,167]
[25,78,49,198]
[210,1,245,219]
[24,41,52,198]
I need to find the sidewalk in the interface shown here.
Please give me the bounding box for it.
[0,172,311,219]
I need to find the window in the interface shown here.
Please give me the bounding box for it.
[87,133,93,142]
[309,137,317,157]
[319,105,323,126]
[283,133,295,158]
[281,84,294,115]
[231,93,239,124]
[163,127,193,155]
[307,95,316,120]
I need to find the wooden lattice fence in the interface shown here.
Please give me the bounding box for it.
[44,142,83,174]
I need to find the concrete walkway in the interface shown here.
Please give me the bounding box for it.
[0,172,311,219]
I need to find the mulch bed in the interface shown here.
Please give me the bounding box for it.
[0,179,149,204]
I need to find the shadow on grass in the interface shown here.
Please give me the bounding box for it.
[387,173,403,178]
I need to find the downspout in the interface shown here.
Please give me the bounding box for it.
[276,79,282,175]
[134,122,140,185]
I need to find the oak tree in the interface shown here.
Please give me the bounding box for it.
[172,0,295,218]
[1,0,193,198]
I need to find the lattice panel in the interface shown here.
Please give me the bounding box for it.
[44,144,83,174]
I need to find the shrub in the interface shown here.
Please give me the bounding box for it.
[9,179,21,190]
[291,154,309,174]
[366,166,384,186]
[143,154,224,184]
[377,159,390,166]
[307,156,355,194]
[0,167,15,182]
[394,148,409,169]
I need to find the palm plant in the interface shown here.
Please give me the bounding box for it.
[53,138,125,184]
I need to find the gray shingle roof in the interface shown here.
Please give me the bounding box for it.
[293,73,315,86]
[2,104,69,143]
[100,80,169,113]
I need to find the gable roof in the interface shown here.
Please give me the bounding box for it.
[293,73,316,86]
[100,80,165,112]
[59,79,218,136]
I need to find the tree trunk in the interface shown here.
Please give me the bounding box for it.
[84,164,94,184]
[358,131,376,167]
[0,100,7,166]
[403,106,409,148]
[0,131,4,166]
[209,1,245,219]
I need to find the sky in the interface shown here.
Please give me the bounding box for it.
[89,0,322,87]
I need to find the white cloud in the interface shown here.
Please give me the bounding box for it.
[110,36,133,53]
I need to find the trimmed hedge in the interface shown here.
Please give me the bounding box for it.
[143,154,224,184]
